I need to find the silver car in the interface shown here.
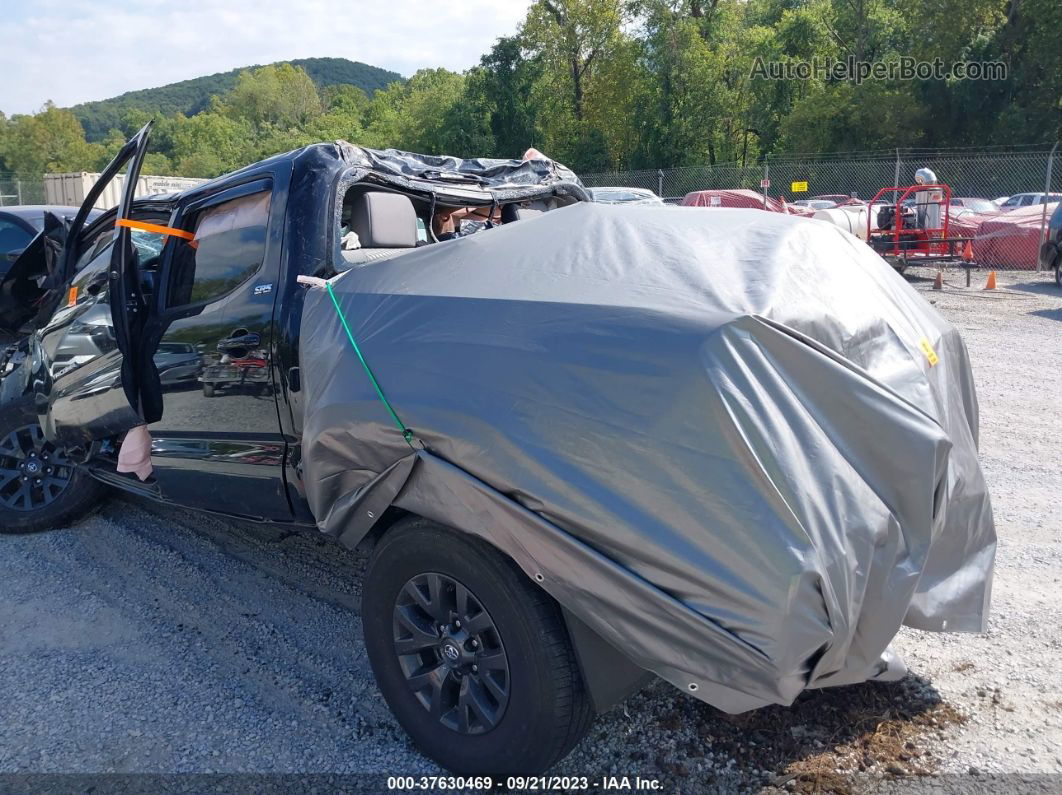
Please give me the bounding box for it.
[588,187,665,205]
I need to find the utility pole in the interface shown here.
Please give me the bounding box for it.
[763,157,770,210]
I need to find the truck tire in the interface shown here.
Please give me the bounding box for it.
[362,517,593,775]
[0,395,107,534]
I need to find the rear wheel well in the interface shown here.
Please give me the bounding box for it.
[354,505,413,553]
[362,510,651,714]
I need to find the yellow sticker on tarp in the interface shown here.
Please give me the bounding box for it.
[791,180,808,193]
[919,338,939,367]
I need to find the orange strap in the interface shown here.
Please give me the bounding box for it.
[115,218,194,240]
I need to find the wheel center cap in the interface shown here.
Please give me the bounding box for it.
[441,642,461,663]
[25,460,40,474]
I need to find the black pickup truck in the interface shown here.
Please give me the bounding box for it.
[0,125,610,773]
[0,125,996,777]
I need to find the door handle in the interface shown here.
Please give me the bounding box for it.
[217,333,261,351]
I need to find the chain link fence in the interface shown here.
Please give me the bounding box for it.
[4,149,1059,270]
[0,175,46,206]
[582,144,1060,271]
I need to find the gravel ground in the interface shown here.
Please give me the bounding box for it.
[1,267,1060,793]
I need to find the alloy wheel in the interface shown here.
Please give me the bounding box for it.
[392,572,511,735]
[0,424,75,512]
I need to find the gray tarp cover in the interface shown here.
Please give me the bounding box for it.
[300,203,995,712]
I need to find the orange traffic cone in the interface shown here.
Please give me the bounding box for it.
[962,240,974,262]
[984,271,997,290]
[932,270,943,290]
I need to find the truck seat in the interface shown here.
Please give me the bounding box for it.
[341,192,419,266]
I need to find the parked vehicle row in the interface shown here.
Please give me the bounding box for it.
[998,192,1062,210]
[597,190,1056,214]
[584,182,1059,272]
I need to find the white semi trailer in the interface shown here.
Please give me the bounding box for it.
[45,172,206,210]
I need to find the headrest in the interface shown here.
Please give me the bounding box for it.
[349,192,418,248]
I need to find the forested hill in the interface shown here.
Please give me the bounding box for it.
[70,57,403,141]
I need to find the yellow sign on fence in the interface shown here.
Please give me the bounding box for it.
[790,180,809,193]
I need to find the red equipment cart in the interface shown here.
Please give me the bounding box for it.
[866,183,973,273]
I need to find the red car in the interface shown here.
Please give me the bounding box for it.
[682,189,816,216]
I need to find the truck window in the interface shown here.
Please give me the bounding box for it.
[73,227,164,273]
[169,190,271,307]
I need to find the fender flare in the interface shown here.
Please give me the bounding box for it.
[323,450,653,713]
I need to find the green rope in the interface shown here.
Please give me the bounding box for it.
[325,282,414,448]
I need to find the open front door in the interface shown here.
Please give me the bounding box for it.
[105,123,155,431]
[30,124,159,447]
[0,126,152,343]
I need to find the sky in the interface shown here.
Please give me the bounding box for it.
[0,0,533,116]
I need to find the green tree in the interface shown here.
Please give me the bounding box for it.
[363,68,478,154]
[519,0,629,169]
[634,3,727,166]
[926,0,1062,145]
[466,37,541,158]
[582,35,645,168]
[322,83,372,115]
[991,0,1062,142]
[0,102,105,175]
[777,79,928,151]
[522,0,625,121]
[169,109,256,177]
[5,8,1055,185]
[224,63,324,130]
